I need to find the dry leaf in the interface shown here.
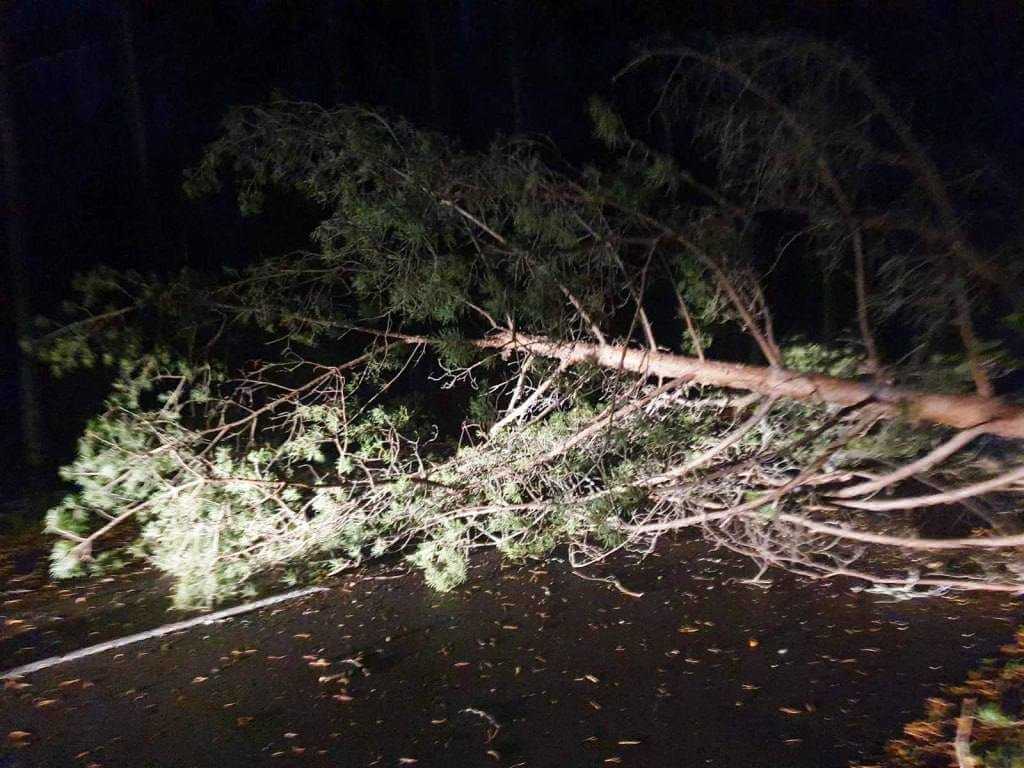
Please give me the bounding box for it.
[317,674,347,683]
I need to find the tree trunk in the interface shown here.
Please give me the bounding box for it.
[321,1,342,106]
[469,331,1024,438]
[416,0,444,127]
[501,0,524,133]
[0,26,47,466]
[820,264,835,340]
[114,0,157,254]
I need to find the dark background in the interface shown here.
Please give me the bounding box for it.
[2,0,1023,482]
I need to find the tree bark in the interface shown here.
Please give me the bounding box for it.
[470,331,1024,438]
[0,23,47,466]
[416,0,444,127]
[501,0,524,133]
[114,0,157,254]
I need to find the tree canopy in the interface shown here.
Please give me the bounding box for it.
[34,38,1024,608]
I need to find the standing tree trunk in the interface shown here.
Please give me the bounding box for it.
[0,23,47,467]
[114,0,158,256]
[820,263,836,340]
[416,0,445,127]
[321,0,342,106]
[501,0,524,133]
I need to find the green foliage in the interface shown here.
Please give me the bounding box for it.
[782,341,861,378]
[407,526,469,592]
[980,746,1024,768]
[35,39,1024,608]
[49,540,86,580]
[588,96,629,148]
[978,704,1020,729]
[842,420,942,465]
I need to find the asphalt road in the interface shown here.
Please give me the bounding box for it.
[1,541,1020,767]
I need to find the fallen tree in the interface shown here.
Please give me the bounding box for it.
[34,37,1024,607]
[472,332,1024,438]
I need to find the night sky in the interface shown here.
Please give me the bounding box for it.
[2,0,1023,467]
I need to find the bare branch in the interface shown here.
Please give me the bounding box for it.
[832,424,989,499]
[832,465,1024,512]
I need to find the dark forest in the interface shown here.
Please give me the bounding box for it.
[2,3,1024,766]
